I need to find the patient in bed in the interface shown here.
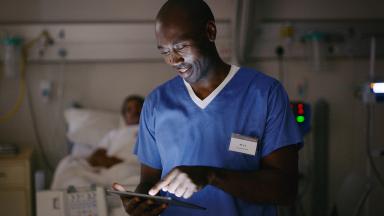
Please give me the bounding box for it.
[87,95,143,168]
[51,95,144,190]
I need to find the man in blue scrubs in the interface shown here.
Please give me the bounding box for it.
[114,0,302,215]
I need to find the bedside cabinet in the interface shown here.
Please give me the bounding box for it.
[0,147,33,216]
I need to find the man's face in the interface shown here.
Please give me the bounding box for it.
[155,19,211,84]
[123,100,141,125]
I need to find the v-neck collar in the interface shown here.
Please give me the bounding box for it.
[183,65,239,109]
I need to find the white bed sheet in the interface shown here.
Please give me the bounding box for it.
[50,125,140,215]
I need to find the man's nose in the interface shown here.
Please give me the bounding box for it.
[167,50,184,65]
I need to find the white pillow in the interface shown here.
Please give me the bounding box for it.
[64,108,120,148]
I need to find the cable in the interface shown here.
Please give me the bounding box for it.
[24,75,54,172]
[0,71,26,123]
[21,50,54,173]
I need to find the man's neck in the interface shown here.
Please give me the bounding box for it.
[190,61,231,100]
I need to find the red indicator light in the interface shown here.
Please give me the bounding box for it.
[298,104,304,109]
[297,103,304,115]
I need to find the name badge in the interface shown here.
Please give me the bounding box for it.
[229,133,258,156]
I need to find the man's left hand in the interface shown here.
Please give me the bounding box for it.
[148,166,213,199]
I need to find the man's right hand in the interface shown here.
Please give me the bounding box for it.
[112,183,167,216]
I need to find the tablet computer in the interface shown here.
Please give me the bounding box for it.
[106,189,206,210]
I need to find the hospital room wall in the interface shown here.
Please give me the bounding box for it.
[0,0,383,213]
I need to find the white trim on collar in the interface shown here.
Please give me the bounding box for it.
[183,65,240,109]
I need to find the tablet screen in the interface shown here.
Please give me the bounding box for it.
[106,189,206,210]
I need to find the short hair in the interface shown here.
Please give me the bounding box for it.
[121,95,144,116]
[156,0,215,31]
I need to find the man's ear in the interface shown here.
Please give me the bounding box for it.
[206,20,216,42]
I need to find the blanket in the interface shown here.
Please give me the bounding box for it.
[51,125,140,190]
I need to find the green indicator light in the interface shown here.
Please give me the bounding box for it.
[297,116,305,123]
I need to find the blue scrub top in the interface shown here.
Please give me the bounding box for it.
[134,67,303,216]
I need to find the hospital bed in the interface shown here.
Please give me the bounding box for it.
[36,107,140,216]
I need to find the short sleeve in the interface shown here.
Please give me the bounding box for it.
[261,82,303,157]
[133,94,162,169]
[96,130,115,149]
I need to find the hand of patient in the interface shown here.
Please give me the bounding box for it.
[87,148,123,168]
[112,183,167,216]
[148,166,212,199]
